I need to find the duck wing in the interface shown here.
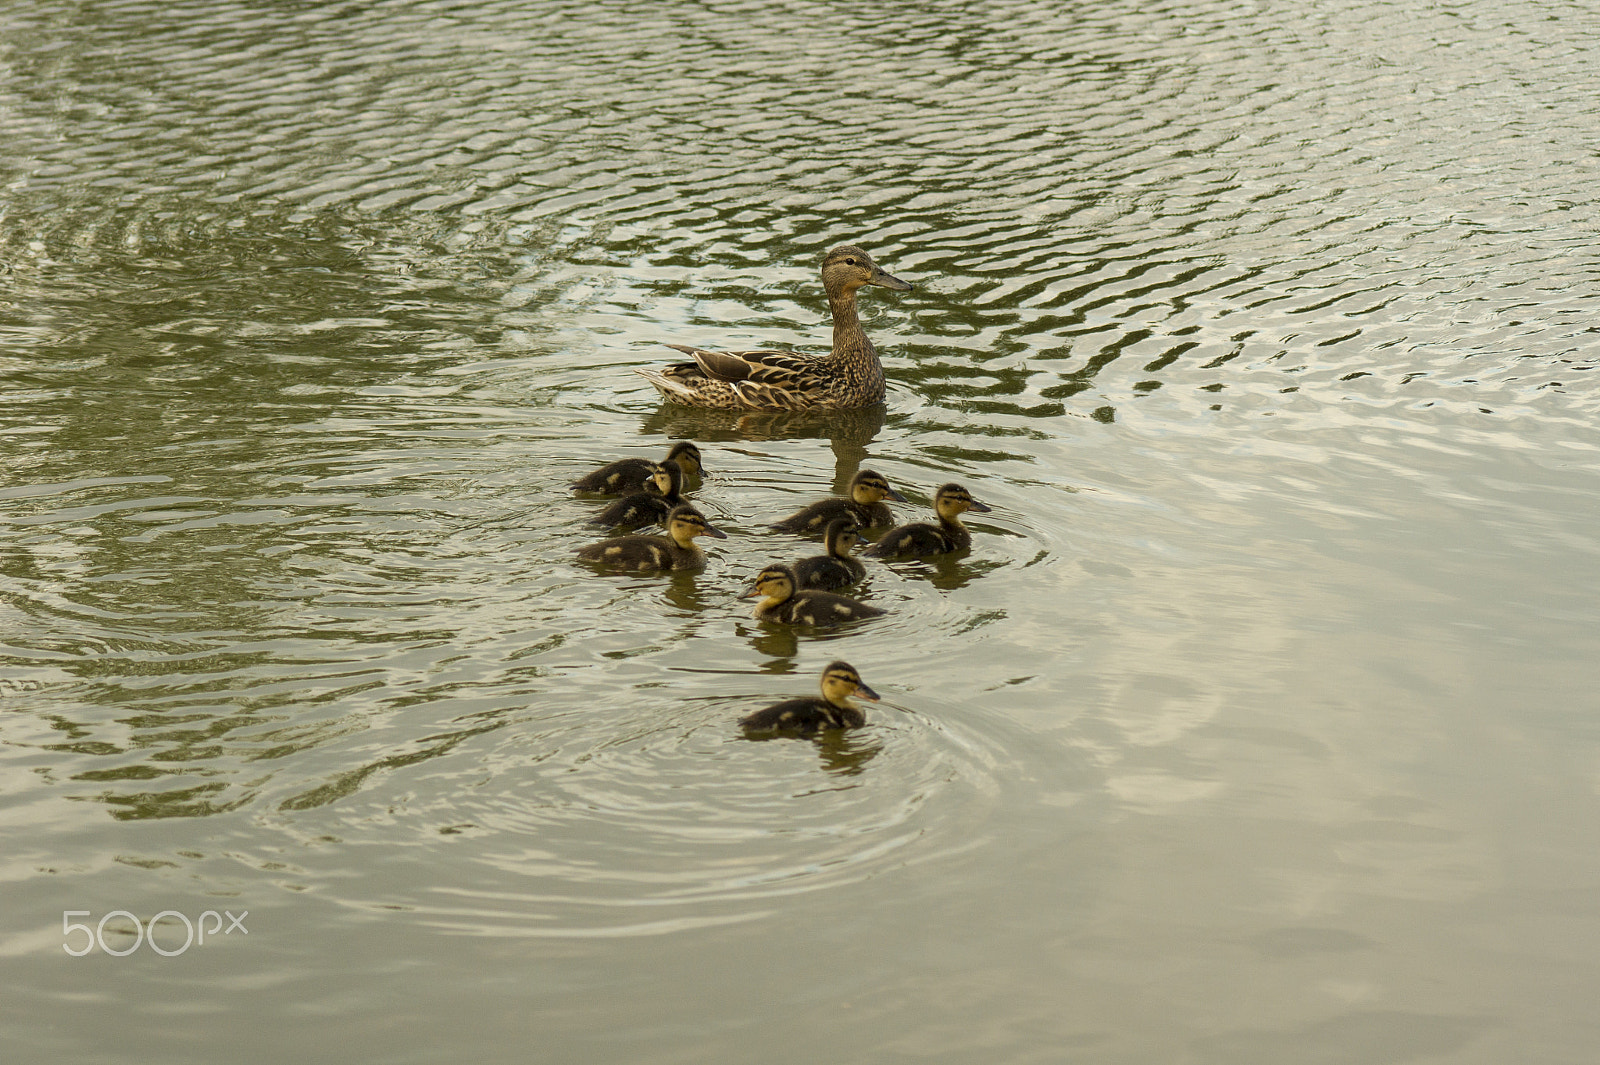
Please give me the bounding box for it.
[664,344,827,386]
[644,345,833,410]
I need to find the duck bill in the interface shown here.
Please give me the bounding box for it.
[884,487,908,502]
[853,682,882,702]
[739,584,762,599]
[966,499,992,513]
[869,267,913,292]
[701,524,728,539]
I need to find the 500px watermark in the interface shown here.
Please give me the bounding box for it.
[63,909,248,957]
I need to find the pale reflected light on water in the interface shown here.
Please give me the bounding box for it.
[2,0,1599,1061]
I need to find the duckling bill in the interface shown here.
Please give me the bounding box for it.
[742,563,884,626]
[576,504,726,571]
[740,660,879,734]
[636,246,913,411]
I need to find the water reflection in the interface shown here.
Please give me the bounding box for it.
[735,617,899,663]
[869,554,1007,593]
[740,727,884,777]
[659,571,720,615]
[642,406,887,489]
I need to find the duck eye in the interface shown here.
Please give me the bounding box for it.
[845,257,856,265]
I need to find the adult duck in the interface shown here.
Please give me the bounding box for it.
[635,246,913,410]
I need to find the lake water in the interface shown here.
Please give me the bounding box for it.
[3,0,1598,1061]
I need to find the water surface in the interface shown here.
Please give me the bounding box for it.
[3,1,1598,1062]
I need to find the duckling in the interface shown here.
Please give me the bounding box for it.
[571,440,705,494]
[587,458,687,528]
[739,660,880,733]
[790,518,867,591]
[742,564,884,626]
[575,504,726,571]
[636,246,913,411]
[862,483,991,558]
[768,469,906,534]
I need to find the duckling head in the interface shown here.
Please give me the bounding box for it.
[848,469,906,505]
[822,246,913,295]
[820,660,880,707]
[741,563,797,608]
[822,518,864,556]
[665,504,726,546]
[933,483,991,520]
[653,458,685,497]
[665,441,703,478]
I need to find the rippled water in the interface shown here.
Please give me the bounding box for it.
[3,0,1599,1061]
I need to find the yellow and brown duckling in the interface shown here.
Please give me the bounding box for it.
[768,469,905,534]
[862,483,991,559]
[739,660,880,733]
[742,563,885,626]
[571,440,705,494]
[790,518,867,591]
[635,246,913,411]
[587,458,688,528]
[575,503,726,571]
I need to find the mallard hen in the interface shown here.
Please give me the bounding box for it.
[635,246,913,411]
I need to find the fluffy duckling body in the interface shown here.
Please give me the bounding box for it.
[742,564,884,626]
[769,469,905,534]
[576,504,726,571]
[863,483,991,559]
[790,519,867,591]
[571,441,704,494]
[588,459,687,528]
[636,246,913,411]
[739,660,880,733]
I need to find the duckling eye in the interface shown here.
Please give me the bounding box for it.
[844,257,857,266]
